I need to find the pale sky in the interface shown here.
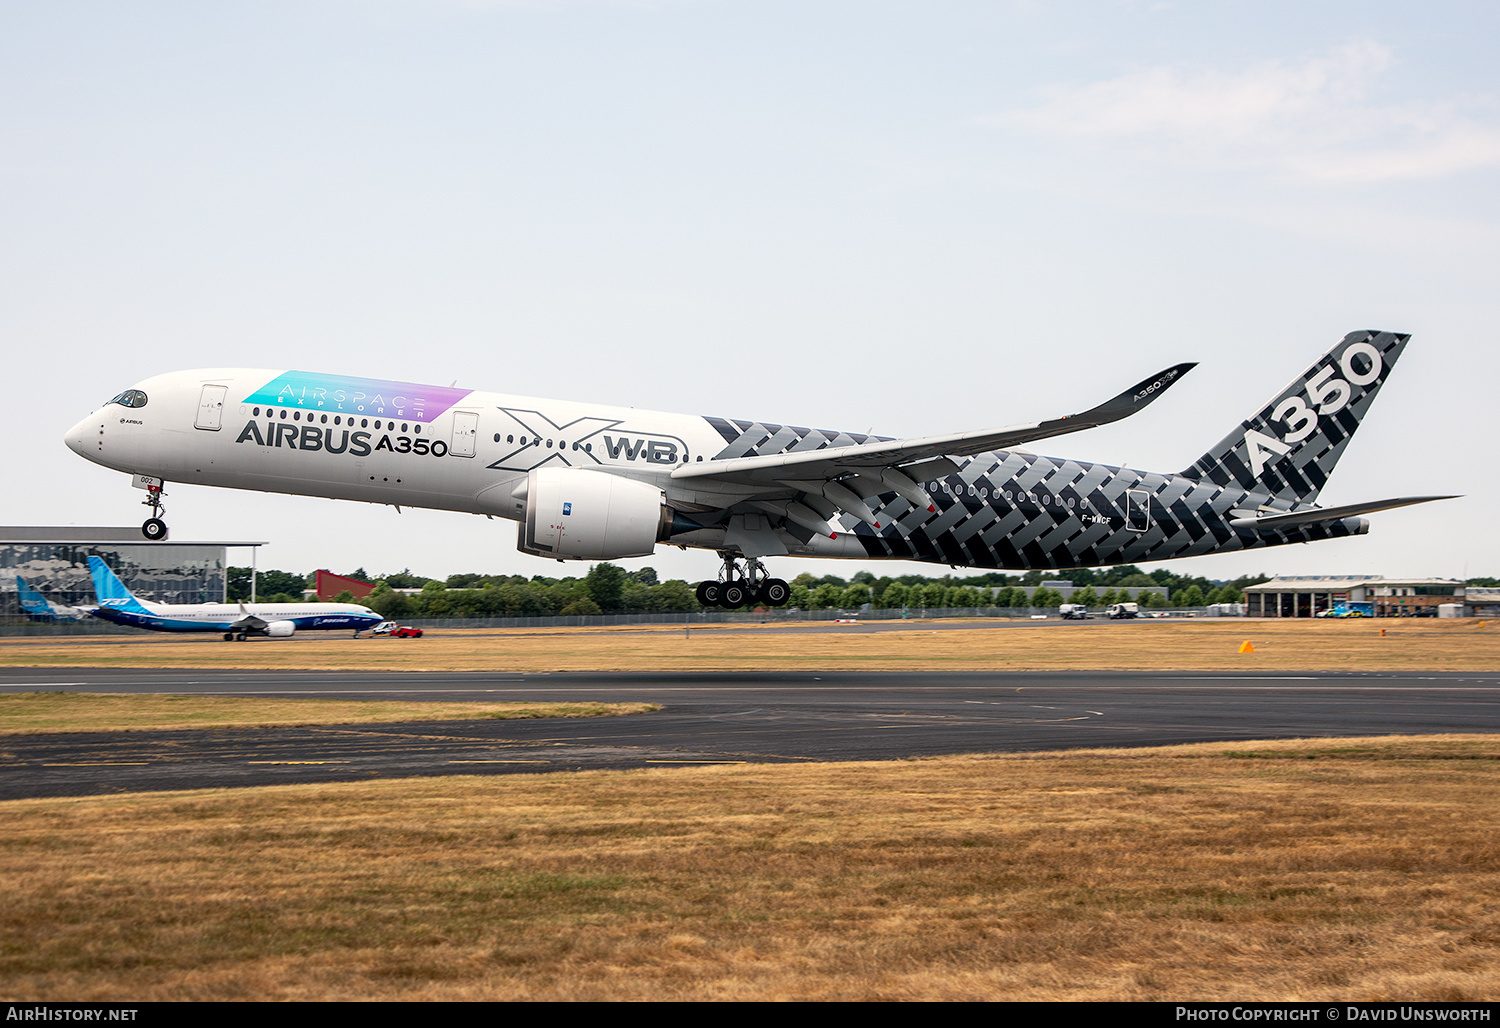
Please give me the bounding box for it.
[6,1,1495,584]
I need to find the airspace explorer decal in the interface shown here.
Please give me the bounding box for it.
[243,372,473,421]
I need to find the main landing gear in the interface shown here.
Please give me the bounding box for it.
[695,553,791,609]
[140,481,168,541]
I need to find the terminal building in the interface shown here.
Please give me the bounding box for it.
[1244,575,1469,617]
[1,527,265,617]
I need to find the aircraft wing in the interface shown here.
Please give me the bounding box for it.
[233,604,269,631]
[672,361,1195,489]
[1230,495,1459,531]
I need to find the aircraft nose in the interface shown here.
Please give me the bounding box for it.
[64,413,97,458]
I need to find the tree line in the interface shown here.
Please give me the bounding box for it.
[227,564,1270,617]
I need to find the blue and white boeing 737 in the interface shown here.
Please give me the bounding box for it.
[86,557,382,640]
[63,330,1452,608]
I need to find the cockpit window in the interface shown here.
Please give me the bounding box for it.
[106,389,148,408]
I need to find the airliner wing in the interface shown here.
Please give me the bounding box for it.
[233,604,268,631]
[672,362,1195,488]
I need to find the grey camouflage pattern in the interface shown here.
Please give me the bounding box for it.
[700,331,1406,570]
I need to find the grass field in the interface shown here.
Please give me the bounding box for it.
[0,692,658,734]
[2,617,1498,672]
[2,736,1497,1001]
[3,619,1496,1001]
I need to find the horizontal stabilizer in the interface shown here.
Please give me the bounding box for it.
[675,361,1195,486]
[1230,495,1458,531]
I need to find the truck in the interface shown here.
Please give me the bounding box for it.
[1106,602,1140,619]
[1058,604,1091,620]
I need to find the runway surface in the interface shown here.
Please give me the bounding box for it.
[3,667,1499,798]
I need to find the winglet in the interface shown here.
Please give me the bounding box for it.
[1052,362,1196,431]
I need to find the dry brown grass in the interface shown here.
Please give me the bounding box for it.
[0,693,658,735]
[2,735,1498,1001]
[3,617,1498,672]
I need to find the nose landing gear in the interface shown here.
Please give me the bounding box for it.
[140,481,168,541]
[696,553,790,609]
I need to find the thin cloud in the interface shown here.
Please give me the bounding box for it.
[989,42,1500,183]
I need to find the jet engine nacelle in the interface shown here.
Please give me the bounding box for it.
[520,467,671,560]
[265,620,296,638]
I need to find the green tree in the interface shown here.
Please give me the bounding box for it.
[368,584,411,618]
[226,567,253,601]
[257,570,309,598]
[584,563,626,612]
[560,596,603,617]
[840,584,873,609]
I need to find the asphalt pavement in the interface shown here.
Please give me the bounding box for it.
[3,667,1498,798]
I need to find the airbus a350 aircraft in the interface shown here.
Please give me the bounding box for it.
[64,330,1450,608]
[85,556,382,640]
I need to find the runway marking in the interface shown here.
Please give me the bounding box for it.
[0,683,87,689]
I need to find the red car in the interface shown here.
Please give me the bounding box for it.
[371,621,424,638]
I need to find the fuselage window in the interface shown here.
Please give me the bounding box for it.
[334,416,341,425]
[361,419,369,428]
[294,411,301,421]
[401,423,408,433]
[414,424,421,434]
[321,415,328,424]
[280,410,288,420]
[519,436,527,445]
[252,407,260,416]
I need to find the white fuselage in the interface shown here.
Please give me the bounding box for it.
[63,367,866,560]
[91,595,383,634]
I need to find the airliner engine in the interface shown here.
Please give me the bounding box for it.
[265,620,296,637]
[519,467,672,560]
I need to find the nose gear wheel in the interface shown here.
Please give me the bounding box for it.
[140,482,169,541]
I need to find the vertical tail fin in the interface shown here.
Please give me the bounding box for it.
[16,577,57,621]
[1180,330,1409,507]
[87,556,152,614]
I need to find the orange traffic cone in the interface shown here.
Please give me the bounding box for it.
[1238,640,1256,653]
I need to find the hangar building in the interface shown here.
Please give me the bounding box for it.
[1245,575,1467,617]
[1,527,265,618]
